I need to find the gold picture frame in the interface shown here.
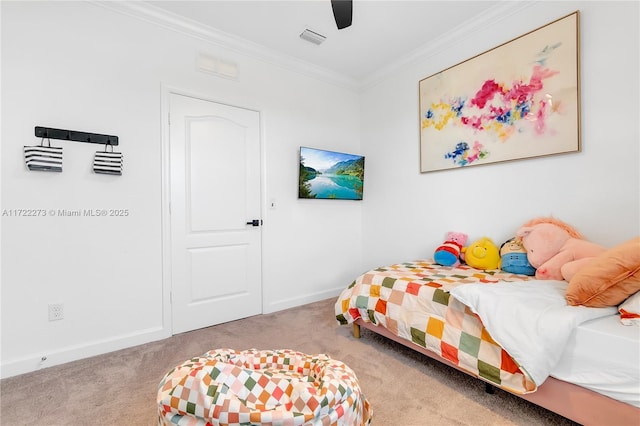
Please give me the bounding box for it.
[419,11,580,172]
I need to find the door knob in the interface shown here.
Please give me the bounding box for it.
[246,219,262,226]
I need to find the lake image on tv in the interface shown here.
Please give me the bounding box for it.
[299,147,364,200]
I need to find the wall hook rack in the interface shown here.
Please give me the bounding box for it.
[35,126,119,146]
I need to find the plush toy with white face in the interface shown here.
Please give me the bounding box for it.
[499,238,536,276]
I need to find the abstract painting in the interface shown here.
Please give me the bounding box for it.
[419,11,580,172]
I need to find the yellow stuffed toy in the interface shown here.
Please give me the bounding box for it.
[463,237,500,270]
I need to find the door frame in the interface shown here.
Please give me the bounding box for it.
[160,84,265,335]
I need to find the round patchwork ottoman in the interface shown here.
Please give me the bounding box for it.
[157,348,372,426]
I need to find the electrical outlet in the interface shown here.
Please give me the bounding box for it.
[48,303,64,321]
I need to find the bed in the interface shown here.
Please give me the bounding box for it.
[335,260,640,426]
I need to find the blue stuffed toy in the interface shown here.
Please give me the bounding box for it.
[498,237,536,275]
[433,231,468,267]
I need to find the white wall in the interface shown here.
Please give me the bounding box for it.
[360,1,640,267]
[2,0,638,379]
[0,1,362,377]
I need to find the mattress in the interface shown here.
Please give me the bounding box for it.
[550,314,640,408]
[336,260,637,410]
[335,260,538,394]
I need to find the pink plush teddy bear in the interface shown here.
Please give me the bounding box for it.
[516,218,607,281]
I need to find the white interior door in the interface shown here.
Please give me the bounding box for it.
[169,93,262,334]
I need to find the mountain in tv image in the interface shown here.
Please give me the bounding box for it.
[299,147,364,200]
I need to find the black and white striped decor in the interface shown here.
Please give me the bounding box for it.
[93,151,123,175]
[24,145,63,172]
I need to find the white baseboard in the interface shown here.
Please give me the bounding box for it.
[2,290,342,379]
[0,326,170,379]
[264,287,343,314]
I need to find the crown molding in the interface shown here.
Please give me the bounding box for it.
[360,1,538,91]
[90,1,537,93]
[90,0,361,91]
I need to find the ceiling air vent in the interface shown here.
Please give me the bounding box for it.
[299,29,326,45]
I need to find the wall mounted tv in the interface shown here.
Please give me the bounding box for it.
[299,146,365,200]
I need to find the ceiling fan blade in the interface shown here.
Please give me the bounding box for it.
[331,0,353,30]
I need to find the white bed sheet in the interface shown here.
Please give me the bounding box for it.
[449,280,616,388]
[550,314,640,408]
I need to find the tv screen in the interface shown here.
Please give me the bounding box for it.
[299,146,365,200]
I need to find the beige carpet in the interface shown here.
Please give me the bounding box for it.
[0,298,577,425]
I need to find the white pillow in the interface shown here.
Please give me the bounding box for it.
[619,291,640,326]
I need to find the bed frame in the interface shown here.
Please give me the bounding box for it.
[353,319,640,426]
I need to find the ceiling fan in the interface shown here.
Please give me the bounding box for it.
[331,0,353,29]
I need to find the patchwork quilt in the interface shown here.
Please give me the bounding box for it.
[157,348,372,426]
[335,260,537,394]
